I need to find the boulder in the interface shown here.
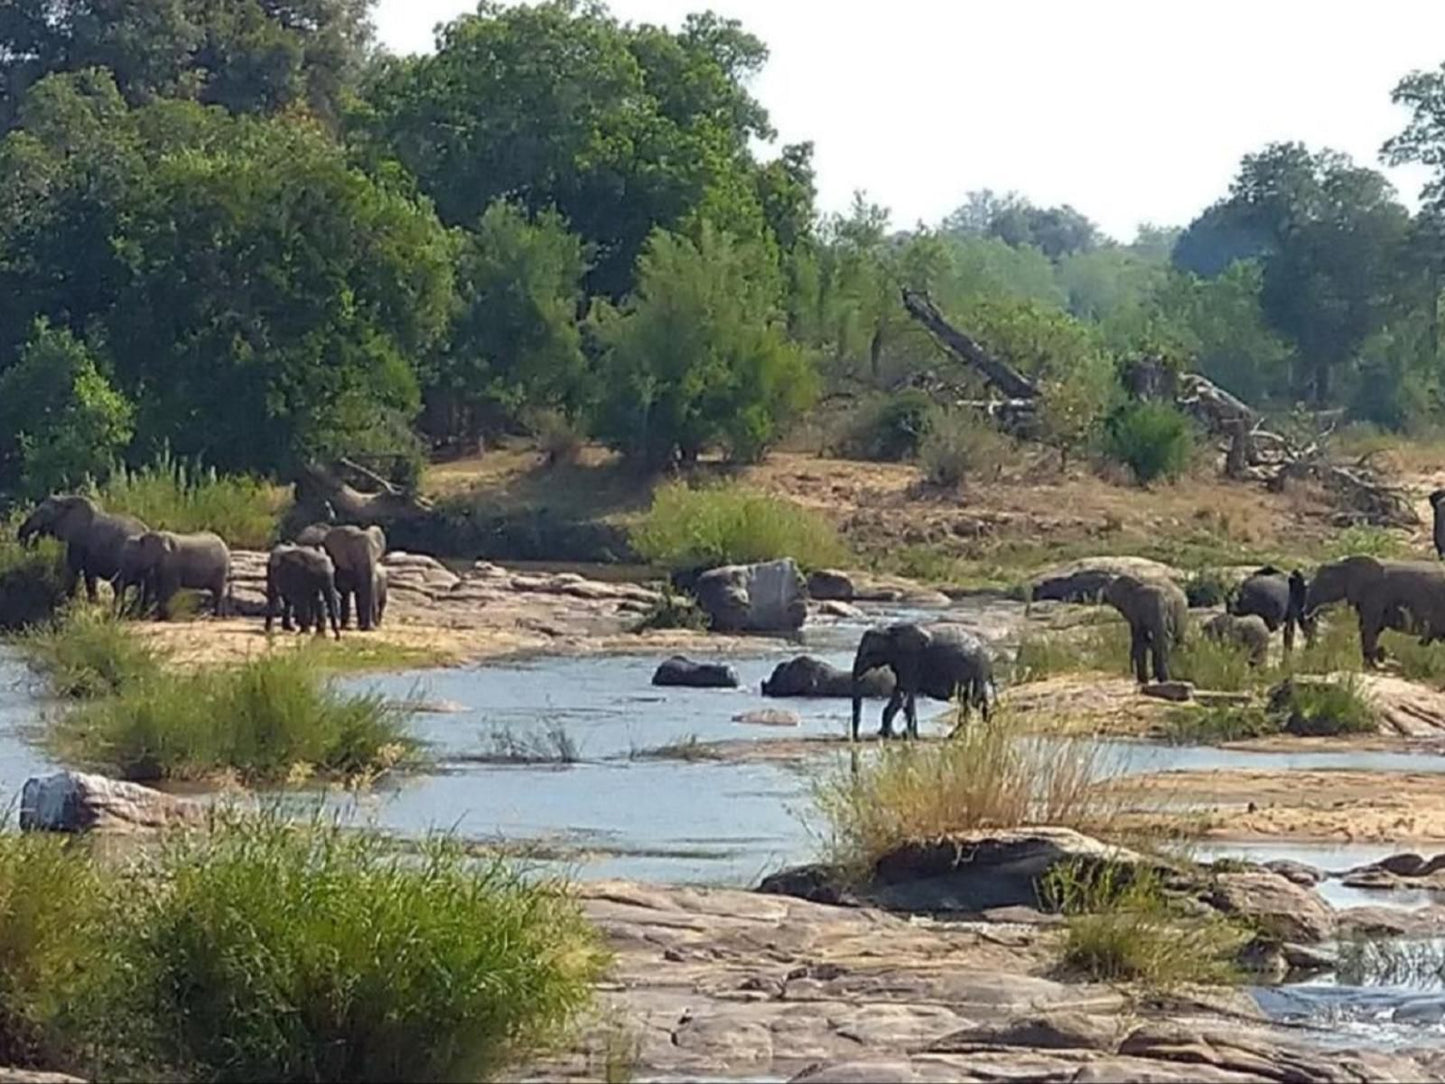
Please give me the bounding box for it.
[696,558,808,633]
[1262,859,1325,887]
[806,568,948,606]
[20,771,202,833]
[1206,870,1334,943]
[755,863,850,906]
[733,709,801,727]
[652,655,740,689]
[807,569,856,600]
[1030,557,1182,603]
[761,655,896,699]
[1339,852,1445,891]
[816,599,866,620]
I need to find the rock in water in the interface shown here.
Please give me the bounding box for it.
[1207,870,1335,943]
[651,656,740,689]
[733,709,801,727]
[806,569,855,600]
[695,558,808,633]
[20,771,201,833]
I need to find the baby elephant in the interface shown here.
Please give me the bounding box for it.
[265,545,341,639]
[1103,574,1188,684]
[1202,612,1270,667]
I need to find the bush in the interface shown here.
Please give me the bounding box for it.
[1183,568,1231,608]
[1158,703,1278,745]
[531,408,584,468]
[128,812,605,1083]
[48,651,416,783]
[918,408,1010,488]
[98,449,285,549]
[18,604,162,699]
[1103,402,1193,484]
[832,390,934,462]
[1267,676,1375,737]
[1170,635,1256,693]
[0,525,66,632]
[630,481,849,572]
[1011,622,1131,684]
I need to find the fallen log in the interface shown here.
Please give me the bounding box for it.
[900,288,1039,399]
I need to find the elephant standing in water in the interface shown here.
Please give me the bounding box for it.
[850,623,995,741]
[113,530,230,620]
[17,495,147,602]
[266,545,341,639]
[1103,574,1188,684]
[1305,555,1445,666]
[298,524,386,630]
[1231,566,1312,651]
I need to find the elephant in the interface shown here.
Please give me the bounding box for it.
[1432,489,1445,559]
[265,545,340,639]
[1230,566,1313,651]
[16,495,147,603]
[761,655,895,699]
[113,536,157,617]
[1202,612,1270,666]
[651,656,739,688]
[112,530,229,620]
[1102,574,1188,684]
[297,524,386,631]
[850,623,995,741]
[1304,555,1445,666]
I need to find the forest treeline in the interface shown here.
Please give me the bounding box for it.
[5,0,1445,501]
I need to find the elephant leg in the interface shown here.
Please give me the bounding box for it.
[1128,626,1148,684]
[904,690,919,740]
[337,588,352,630]
[83,569,99,604]
[1151,628,1170,683]
[1283,617,1296,654]
[324,587,341,641]
[1357,607,1383,668]
[357,573,375,632]
[879,689,905,739]
[280,595,296,632]
[60,552,81,598]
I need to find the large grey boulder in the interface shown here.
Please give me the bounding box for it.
[1206,870,1335,943]
[652,655,740,689]
[695,558,808,633]
[761,655,896,699]
[1030,556,1182,603]
[20,771,201,833]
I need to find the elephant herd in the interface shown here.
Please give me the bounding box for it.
[15,494,389,638]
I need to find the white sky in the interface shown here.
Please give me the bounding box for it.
[373,0,1445,241]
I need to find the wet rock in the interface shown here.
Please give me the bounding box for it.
[1116,1022,1422,1082]
[1206,870,1334,943]
[807,569,856,600]
[807,569,949,606]
[761,655,896,699]
[816,599,865,620]
[756,864,850,905]
[1392,997,1445,1026]
[733,709,801,727]
[695,558,808,633]
[651,656,739,688]
[1262,859,1324,887]
[1280,942,1336,972]
[20,771,201,833]
[1141,680,1194,703]
[1030,556,1182,603]
[926,1011,1124,1052]
[1340,852,1445,891]
[1334,905,1445,938]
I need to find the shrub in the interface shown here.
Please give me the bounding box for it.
[531,408,584,468]
[1011,622,1132,683]
[18,604,162,698]
[48,651,415,783]
[0,526,66,632]
[1158,703,1278,745]
[1183,568,1231,608]
[918,407,1010,488]
[1267,676,1375,737]
[127,812,606,1083]
[1103,402,1193,484]
[1170,635,1256,693]
[630,586,708,632]
[98,448,285,549]
[832,390,934,462]
[630,481,849,572]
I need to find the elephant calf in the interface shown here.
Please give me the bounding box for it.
[1103,574,1188,684]
[762,655,895,699]
[1202,612,1270,667]
[266,545,341,639]
[850,623,995,741]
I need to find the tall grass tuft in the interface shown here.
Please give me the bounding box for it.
[97,448,285,548]
[631,481,849,571]
[809,710,1122,876]
[48,651,415,783]
[1171,635,1256,693]
[18,604,162,699]
[1267,675,1376,736]
[1011,622,1132,684]
[128,811,606,1083]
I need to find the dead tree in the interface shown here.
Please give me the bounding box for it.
[900,288,1039,399]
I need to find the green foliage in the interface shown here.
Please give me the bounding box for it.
[1103,402,1194,484]
[18,604,161,699]
[1318,524,1410,560]
[1011,623,1132,684]
[0,323,133,500]
[48,651,417,783]
[832,390,935,461]
[1036,351,1119,466]
[918,408,1011,487]
[97,449,283,549]
[1182,568,1231,608]
[0,525,65,631]
[1267,676,1376,736]
[593,225,816,467]
[1158,703,1278,745]
[630,586,708,632]
[630,481,848,572]
[1171,636,1256,693]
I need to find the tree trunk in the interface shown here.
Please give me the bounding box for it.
[899,288,1040,399]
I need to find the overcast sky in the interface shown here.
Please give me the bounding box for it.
[372,0,1445,241]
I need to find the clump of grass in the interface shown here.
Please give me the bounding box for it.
[1183,568,1231,608]
[1157,703,1278,745]
[18,604,161,698]
[126,811,606,1083]
[1268,675,1376,737]
[1378,632,1445,686]
[1171,635,1256,693]
[97,448,285,549]
[1318,524,1410,561]
[630,734,723,762]
[1011,622,1131,683]
[809,710,1122,875]
[0,523,66,631]
[1289,614,1362,674]
[630,481,849,572]
[630,586,707,632]
[48,651,415,783]
[481,723,581,765]
[918,407,1010,488]
[1103,401,1194,485]
[1047,858,1245,987]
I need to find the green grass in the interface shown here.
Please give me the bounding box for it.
[1182,568,1231,608]
[1156,703,1278,745]
[1317,524,1411,561]
[480,724,582,765]
[1171,635,1257,693]
[295,636,454,674]
[0,523,65,631]
[1377,631,1445,685]
[97,448,286,549]
[1267,675,1376,736]
[629,586,708,632]
[16,604,162,698]
[1012,621,1131,683]
[47,651,416,784]
[630,480,849,572]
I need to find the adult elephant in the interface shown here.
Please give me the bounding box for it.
[115,531,230,620]
[265,545,340,639]
[1103,574,1188,684]
[1305,555,1445,666]
[297,524,386,630]
[850,623,995,741]
[1231,566,1312,651]
[17,495,147,603]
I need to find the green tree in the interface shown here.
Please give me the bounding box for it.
[942,189,1101,259]
[593,224,815,468]
[1036,351,1119,469]
[0,322,134,497]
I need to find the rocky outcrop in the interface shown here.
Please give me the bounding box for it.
[695,559,808,633]
[761,655,896,699]
[651,656,740,688]
[1340,851,1445,891]
[20,771,201,833]
[806,569,949,606]
[1206,870,1335,943]
[1030,556,1182,603]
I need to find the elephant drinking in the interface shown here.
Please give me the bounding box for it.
[850,622,996,741]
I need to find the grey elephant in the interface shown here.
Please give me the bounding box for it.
[265,545,340,639]
[651,656,738,688]
[297,524,386,630]
[113,536,157,616]
[1230,566,1313,651]
[17,495,147,602]
[762,655,895,699]
[1202,612,1270,666]
[850,623,995,741]
[113,530,230,620]
[1103,574,1188,684]
[1305,555,1445,666]
[1432,489,1445,559]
